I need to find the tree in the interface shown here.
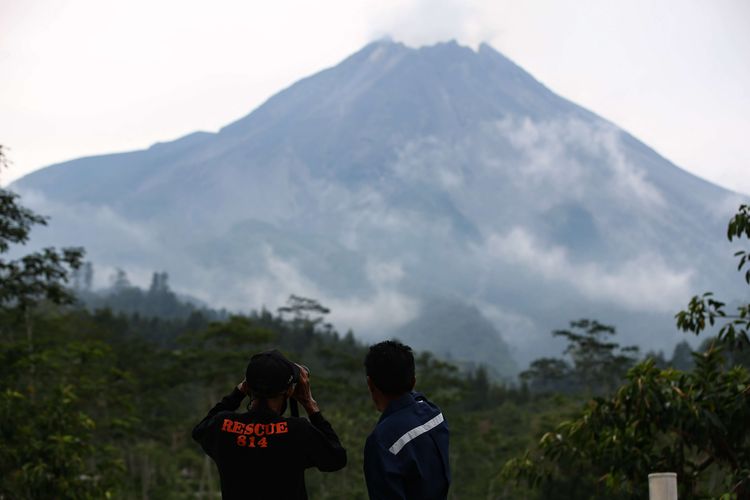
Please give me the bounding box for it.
[504,349,750,498]
[669,340,695,371]
[1,146,124,498]
[82,261,94,291]
[148,271,169,295]
[110,268,131,291]
[277,294,331,328]
[554,319,639,394]
[0,189,83,313]
[277,295,333,351]
[504,205,750,498]
[676,204,750,349]
[0,149,83,373]
[179,315,276,393]
[69,261,93,292]
[520,357,572,394]
[520,320,638,395]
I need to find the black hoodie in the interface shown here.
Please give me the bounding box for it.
[193,388,347,499]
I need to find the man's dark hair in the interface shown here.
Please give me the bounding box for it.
[365,340,415,396]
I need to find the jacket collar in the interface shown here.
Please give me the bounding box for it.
[379,391,417,422]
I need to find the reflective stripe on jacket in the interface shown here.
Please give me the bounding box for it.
[364,391,450,499]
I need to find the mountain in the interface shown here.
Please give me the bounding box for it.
[12,40,746,369]
[394,297,517,379]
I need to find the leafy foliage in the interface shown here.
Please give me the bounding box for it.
[505,349,750,498]
[676,204,750,348]
[0,189,83,312]
[506,205,750,499]
[0,183,115,499]
[0,331,128,499]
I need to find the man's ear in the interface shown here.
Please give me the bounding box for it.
[410,376,416,391]
[366,376,375,394]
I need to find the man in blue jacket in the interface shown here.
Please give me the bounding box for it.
[363,340,451,499]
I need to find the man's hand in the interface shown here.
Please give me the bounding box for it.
[237,379,248,395]
[292,364,320,415]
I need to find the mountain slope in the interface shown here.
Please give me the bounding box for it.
[12,40,746,368]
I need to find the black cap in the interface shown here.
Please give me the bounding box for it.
[245,349,300,397]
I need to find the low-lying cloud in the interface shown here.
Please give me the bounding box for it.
[478,226,693,313]
[493,116,666,209]
[233,245,419,339]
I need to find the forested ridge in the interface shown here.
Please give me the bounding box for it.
[2,144,749,498]
[1,277,568,498]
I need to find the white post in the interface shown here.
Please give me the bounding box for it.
[648,472,678,500]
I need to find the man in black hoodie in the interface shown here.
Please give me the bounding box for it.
[193,349,347,499]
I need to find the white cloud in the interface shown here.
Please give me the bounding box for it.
[13,188,167,261]
[327,289,419,340]
[392,137,465,190]
[493,116,666,208]
[367,0,503,49]
[13,185,420,338]
[233,246,419,338]
[366,259,405,287]
[474,301,542,355]
[715,193,750,219]
[478,226,693,312]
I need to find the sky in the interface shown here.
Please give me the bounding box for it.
[1,0,749,194]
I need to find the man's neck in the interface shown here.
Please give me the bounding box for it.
[250,396,286,415]
[377,391,410,412]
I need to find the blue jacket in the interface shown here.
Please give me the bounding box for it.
[364,392,450,499]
